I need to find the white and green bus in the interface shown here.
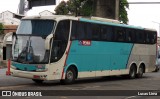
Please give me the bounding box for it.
[10,15,157,84]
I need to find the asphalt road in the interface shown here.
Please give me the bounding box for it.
[0,68,160,99]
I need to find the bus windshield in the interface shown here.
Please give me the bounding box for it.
[12,19,56,64]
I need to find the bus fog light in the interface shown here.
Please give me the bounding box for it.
[33,75,40,79]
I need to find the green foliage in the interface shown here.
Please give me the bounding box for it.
[54,1,69,15]
[119,0,129,24]
[80,0,93,16]
[0,23,4,35]
[55,0,93,16]
[55,0,129,24]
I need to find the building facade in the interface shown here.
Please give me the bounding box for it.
[0,11,24,62]
[0,11,24,25]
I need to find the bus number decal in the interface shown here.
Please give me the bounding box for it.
[79,40,91,46]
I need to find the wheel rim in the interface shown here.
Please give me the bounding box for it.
[67,70,73,80]
[139,67,143,76]
[130,67,136,78]
[131,69,135,77]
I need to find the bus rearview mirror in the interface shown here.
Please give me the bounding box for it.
[45,34,53,50]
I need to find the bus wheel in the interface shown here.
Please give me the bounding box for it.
[61,68,76,84]
[137,66,144,78]
[32,79,44,84]
[129,65,136,79]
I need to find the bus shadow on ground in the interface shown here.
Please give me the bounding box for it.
[33,75,149,87]
[74,75,148,84]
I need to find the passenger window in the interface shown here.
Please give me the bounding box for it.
[71,21,90,40]
[100,25,113,41]
[136,30,145,43]
[151,32,157,44]
[146,32,150,43]
[100,25,108,40]
[86,23,92,40]
[77,22,85,40]
[114,27,125,42]
[91,23,100,40]
[126,29,135,43]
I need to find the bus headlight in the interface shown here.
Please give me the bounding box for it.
[11,66,16,69]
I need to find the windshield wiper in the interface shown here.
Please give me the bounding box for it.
[17,36,34,64]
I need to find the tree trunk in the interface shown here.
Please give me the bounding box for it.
[93,0,119,20]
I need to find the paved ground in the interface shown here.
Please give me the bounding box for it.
[0,68,160,99]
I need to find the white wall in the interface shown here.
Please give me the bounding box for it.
[0,11,20,25]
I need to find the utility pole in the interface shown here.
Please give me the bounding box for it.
[93,0,119,20]
[18,0,25,15]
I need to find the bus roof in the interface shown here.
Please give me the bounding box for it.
[22,15,157,32]
[22,15,79,21]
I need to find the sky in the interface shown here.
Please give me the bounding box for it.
[128,0,160,36]
[1,0,160,36]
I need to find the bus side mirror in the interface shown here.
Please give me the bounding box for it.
[45,34,53,50]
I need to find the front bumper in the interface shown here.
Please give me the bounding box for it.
[10,68,49,80]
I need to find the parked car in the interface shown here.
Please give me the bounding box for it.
[155,47,160,72]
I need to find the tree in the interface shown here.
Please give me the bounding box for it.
[54,1,69,15]
[55,0,129,24]
[55,0,93,16]
[0,23,4,35]
[119,0,129,24]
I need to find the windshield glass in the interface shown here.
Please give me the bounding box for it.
[12,19,55,64]
[17,20,55,37]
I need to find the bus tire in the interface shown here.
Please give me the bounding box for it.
[61,68,76,85]
[129,65,136,79]
[32,79,44,84]
[136,65,144,78]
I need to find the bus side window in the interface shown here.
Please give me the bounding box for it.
[91,23,100,41]
[77,22,85,40]
[115,27,125,42]
[126,29,135,43]
[106,26,114,41]
[146,32,150,44]
[150,32,157,44]
[100,25,107,41]
[100,25,114,42]
[51,20,70,62]
[126,30,132,42]
[136,30,145,44]
[71,21,77,40]
[71,21,86,40]
[136,30,142,43]
[55,20,70,41]
[86,23,92,40]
